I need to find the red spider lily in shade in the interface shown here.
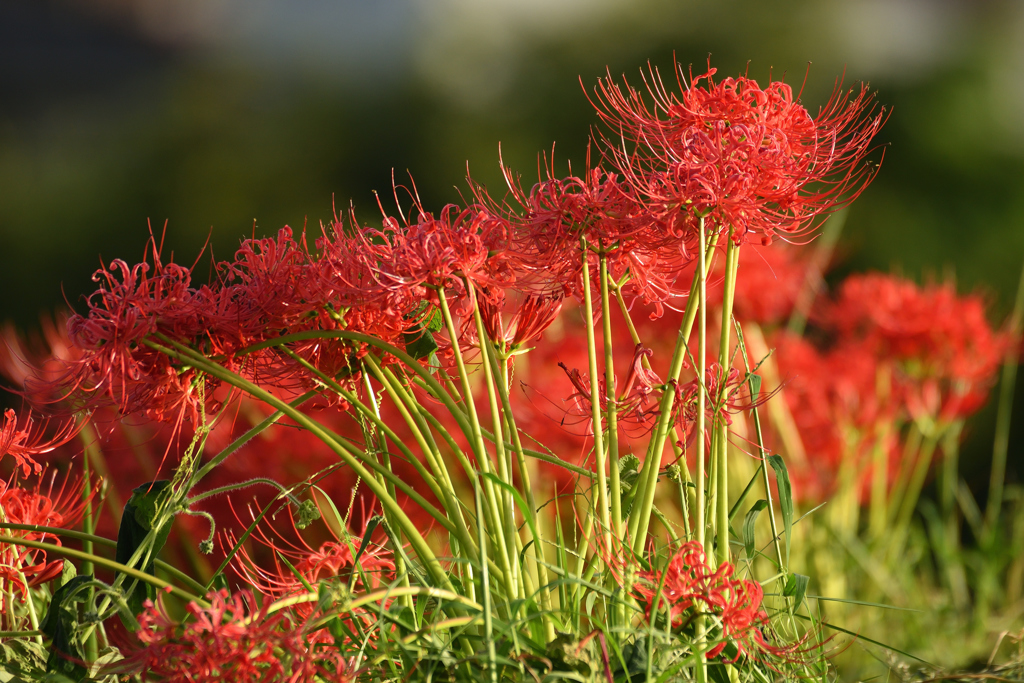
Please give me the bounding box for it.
[0,408,80,475]
[59,246,221,425]
[227,507,395,628]
[633,541,801,662]
[0,467,96,621]
[119,588,359,683]
[590,62,885,248]
[825,273,1010,423]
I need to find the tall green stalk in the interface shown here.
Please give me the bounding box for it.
[436,289,518,603]
[580,237,612,556]
[628,227,720,555]
[599,250,623,542]
[715,234,740,566]
[985,257,1024,535]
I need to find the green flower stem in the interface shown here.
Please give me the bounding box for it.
[0,630,41,638]
[360,362,480,569]
[475,298,556,641]
[237,329,480,455]
[599,251,622,542]
[715,234,740,566]
[868,366,893,541]
[298,585,482,629]
[0,535,206,606]
[78,426,98,658]
[145,337,456,595]
[613,285,698,530]
[157,341,457,537]
[0,523,207,596]
[697,218,710,554]
[436,289,517,604]
[580,237,612,557]
[379,363,479,512]
[280,342,458,597]
[375,365,463,502]
[187,478,308,506]
[986,257,1024,535]
[940,421,963,521]
[477,479,498,683]
[467,282,522,601]
[190,390,317,489]
[886,421,923,525]
[732,329,785,575]
[629,226,719,555]
[889,428,942,559]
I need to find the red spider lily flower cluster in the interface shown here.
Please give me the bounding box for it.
[122,588,358,683]
[0,468,95,622]
[767,273,1010,502]
[633,541,797,661]
[592,63,885,248]
[14,60,882,440]
[825,273,1010,423]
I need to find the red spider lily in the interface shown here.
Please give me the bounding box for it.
[0,467,96,621]
[229,521,395,626]
[673,363,752,445]
[60,245,221,424]
[825,273,1009,423]
[481,152,698,312]
[120,588,358,683]
[0,408,80,475]
[633,541,801,661]
[771,334,892,502]
[591,62,885,248]
[557,343,663,436]
[478,290,565,352]
[377,203,514,299]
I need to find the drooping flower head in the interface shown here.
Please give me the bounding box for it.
[591,61,886,247]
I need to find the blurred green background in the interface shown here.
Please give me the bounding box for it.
[2,1,1023,513]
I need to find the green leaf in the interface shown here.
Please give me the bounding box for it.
[767,455,793,563]
[39,574,93,681]
[403,303,442,360]
[115,480,174,622]
[403,326,439,361]
[783,572,809,611]
[743,499,768,560]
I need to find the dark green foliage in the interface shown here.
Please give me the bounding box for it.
[115,480,173,621]
[39,574,93,681]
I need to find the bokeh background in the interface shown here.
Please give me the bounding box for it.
[3,0,1024,545]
